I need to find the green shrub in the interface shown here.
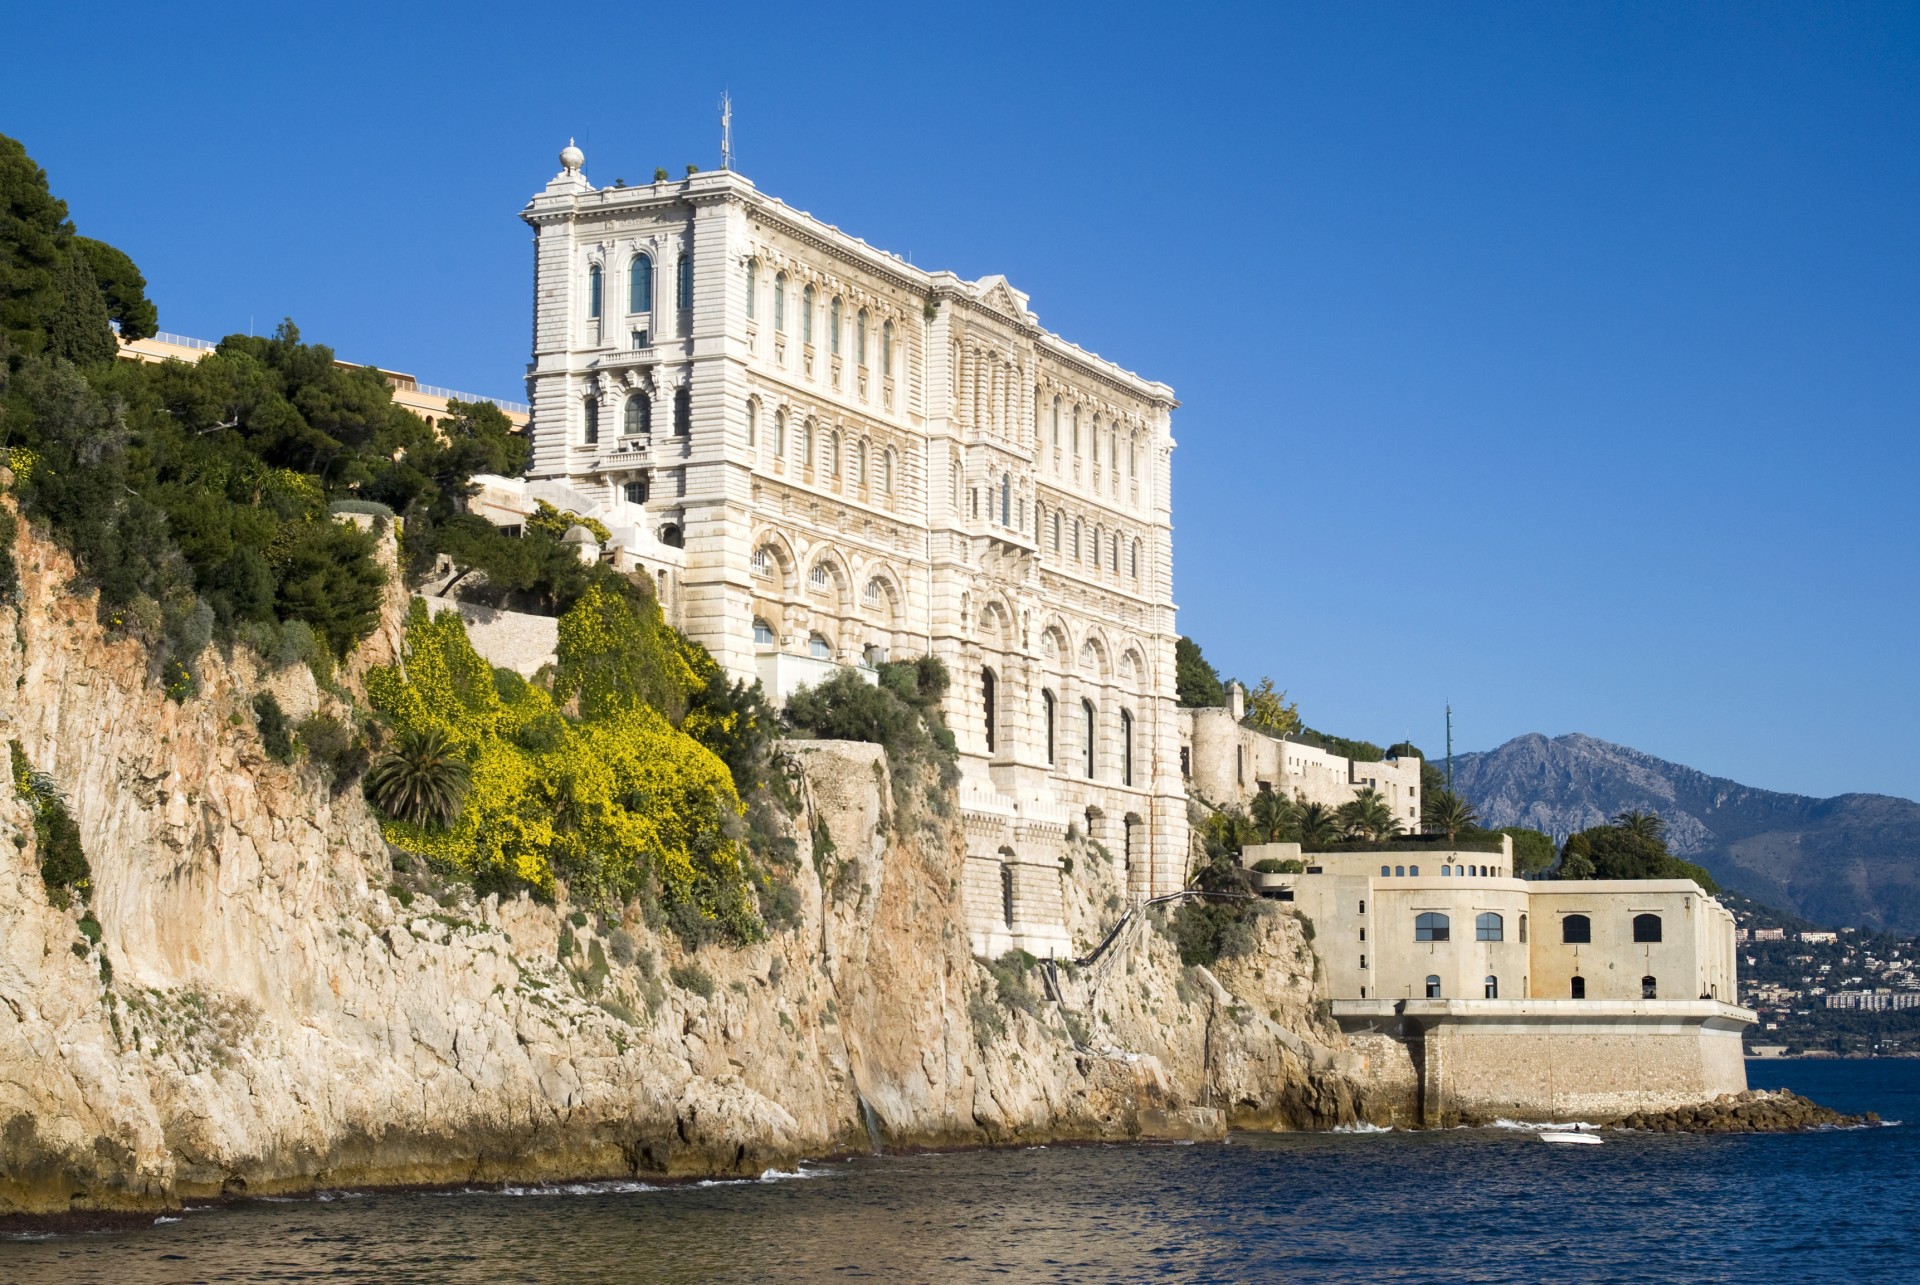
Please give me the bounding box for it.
[328,499,395,518]
[669,961,715,998]
[9,740,89,906]
[252,693,295,764]
[0,506,18,604]
[296,713,366,787]
[1251,857,1305,874]
[785,657,957,785]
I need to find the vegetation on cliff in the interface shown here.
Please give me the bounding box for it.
[1558,810,1718,889]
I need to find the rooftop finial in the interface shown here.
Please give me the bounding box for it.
[560,137,585,174]
[720,91,733,172]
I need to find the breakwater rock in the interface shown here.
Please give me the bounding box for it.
[1616,1088,1878,1133]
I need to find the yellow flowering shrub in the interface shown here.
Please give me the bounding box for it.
[368,599,760,937]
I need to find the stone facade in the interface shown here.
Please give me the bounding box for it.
[1182,700,1423,825]
[513,148,1186,956]
[1243,844,1754,1121]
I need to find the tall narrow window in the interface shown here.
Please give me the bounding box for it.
[774,272,787,332]
[745,400,757,446]
[1082,699,1096,779]
[624,393,650,436]
[587,264,603,319]
[1571,976,1586,999]
[803,419,815,469]
[856,439,867,487]
[829,296,842,354]
[882,448,894,493]
[1641,975,1658,1000]
[856,308,869,366]
[1425,975,1442,999]
[1051,512,1061,552]
[1485,975,1499,1000]
[1000,474,1010,526]
[1072,519,1081,560]
[673,388,690,436]
[1072,407,1081,454]
[743,258,757,319]
[676,254,692,309]
[583,397,599,444]
[982,668,997,754]
[630,255,653,313]
[1130,539,1140,580]
[1051,396,1061,447]
[882,320,894,375]
[1042,689,1056,765]
[1130,433,1138,478]
[802,285,815,344]
[774,409,786,456]
[1121,709,1134,786]
[827,432,840,477]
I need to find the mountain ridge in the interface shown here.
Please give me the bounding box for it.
[1449,732,1920,933]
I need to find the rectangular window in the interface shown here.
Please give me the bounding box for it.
[1360,955,1367,970]
[624,480,646,505]
[677,255,693,309]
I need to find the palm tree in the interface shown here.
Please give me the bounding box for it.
[1423,788,1480,842]
[1294,800,1339,851]
[1337,787,1403,844]
[1613,809,1665,843]
[365,727,471,828]
[1249,789,1297,843]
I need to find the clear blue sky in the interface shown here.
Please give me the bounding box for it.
[7,2,1917,801]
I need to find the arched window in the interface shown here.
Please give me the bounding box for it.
[855,439,868,487]
[583,397,599,445]
[1562,914,1592,944]
[676,254,692,309]
[624,393,650,436]
[742,258,756,319]
[863,578,883,607]
[882,448,894,494]
[1051,396,1061,447]
[1571,976,1586,999]
[1051,512,1062,552]
[773,409,786,455]
[1111,533,1120,572]
[1072,406,1081,454]
[1072,519,1082,560]
[809,563,830,591]
[1130,432,1139,478]
[829,295,841,354]
[1484,975,1499,999]
[630,255,653,313]
[809,634,831,659]
[745,400,757,446]
[587,264,603,319]
[802,285,815,344]
[826,431,840,477]
[1091,526,1102,566]
[1519,913,1528,943]
[658,523,683,548]
[1425,975,1442,999]
[1641,975,1658,999]
[1409,865,1420,876]
[856,308,869,366]
[1130,539,1140,580]
[982,668,997,754]
[1476,912,1504,942]
[1120,709,1134,787]
[1415,912,1450,942]
[1000,473,1010,526]
[1394,865,1405,877]
[1110,431,1117,473]
[1380,865,1392,877]
[1633,914,1663,943]
[1082,699,1096,779]
[774,272,787,332]
[1042,689,1056,765]
[1442,864,1452,877]
[753,617,775,645]
[673,388,690,436]
[882,320,894,375]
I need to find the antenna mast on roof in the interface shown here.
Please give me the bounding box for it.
[720,90,733,171]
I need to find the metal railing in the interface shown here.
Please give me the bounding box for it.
[409,383,531,415]
[144,331,220,351]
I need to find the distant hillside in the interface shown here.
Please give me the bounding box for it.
[1449,733,1920,933]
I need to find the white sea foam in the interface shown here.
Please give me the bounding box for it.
[1331,1121,1394,1134]
[1488,1119,1601,1132]
[153,1216,182,1224]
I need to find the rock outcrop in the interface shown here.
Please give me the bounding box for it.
[0,510,1414,1217]
[1614,1088,1879,1134]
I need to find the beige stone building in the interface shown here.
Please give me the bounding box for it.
[1242,842,1753,1121]
[507,145,1185,957]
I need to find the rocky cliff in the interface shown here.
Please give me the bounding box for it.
[0,512,1414,1218]
[1452,732,1920,932]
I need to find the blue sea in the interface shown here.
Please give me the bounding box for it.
[4,1059,1914,1283]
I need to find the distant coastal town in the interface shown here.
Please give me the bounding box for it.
[1731,903,1920,1055]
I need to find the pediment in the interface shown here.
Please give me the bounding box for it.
[972,274,1033,324]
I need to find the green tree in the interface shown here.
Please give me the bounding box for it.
[1422,788,1479,841]
[74,236,156,341]
[1295,800,1340,850]
[1174,635,1226,708]
[1249,788,1297,844]
[1244,677,1301,738]
[364,726,472,828]
[1336,787,1402,843]
[1557,832,1596,879]
[1,133,111,361]
[1500,827,1557,877]
[1613,809,1666,844]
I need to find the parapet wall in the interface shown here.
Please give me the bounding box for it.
[1335,999,1751,1124]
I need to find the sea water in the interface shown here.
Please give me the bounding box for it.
[4,1059,1914,1283]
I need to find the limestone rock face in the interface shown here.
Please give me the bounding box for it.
[0,514,1413,1216]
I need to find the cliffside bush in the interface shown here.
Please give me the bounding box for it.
[251,693,294,763]
[784,656,958,803]
[368,599,760,939]
[9,739,88,906]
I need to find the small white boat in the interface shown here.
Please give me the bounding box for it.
[1539,1130,1603,1145]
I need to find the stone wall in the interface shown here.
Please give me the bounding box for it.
[412,595,558,677]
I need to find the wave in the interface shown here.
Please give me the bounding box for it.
[1487,1120,1602,1132]
[1331,1121,1394,1134]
